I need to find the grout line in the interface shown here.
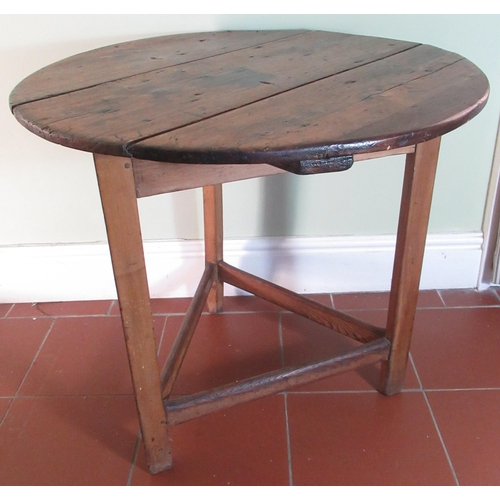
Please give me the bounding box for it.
[145,310,284,317]
[422,390,460,485]
[0,319,57,427]
[1,313,119,320]
[7,295,499,320]
[424,387,500,392]
[408,354,422,391]
[288,389,380,395]
[6,290,500,318]
[136,310,285,317]
[106,300,116,316]
[9,394,135,399]
[214,309,283,316]
[0,398,14,428]
[436,290,447,307]
[14,319,56,397]
[156,316,169,357]
[283,393,294,486]
[0,311,274,320]
[440,304,500,309]
[126,432,142,486]
[278,315,294,485]
[338,304,500,313]
[3,303,15,318]
[329,293,335,309]
[409,354,460,486]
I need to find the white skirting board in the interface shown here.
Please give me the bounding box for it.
[0,233,483,303]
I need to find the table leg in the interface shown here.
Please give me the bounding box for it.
[379,137,441,396]
[93,154,172,473]
[203,184,224,313]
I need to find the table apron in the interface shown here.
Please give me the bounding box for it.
[131,146,416,198]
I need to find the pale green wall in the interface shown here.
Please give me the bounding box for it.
[1,14,499,244]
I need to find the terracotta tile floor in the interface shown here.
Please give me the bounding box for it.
[1,288,500,485]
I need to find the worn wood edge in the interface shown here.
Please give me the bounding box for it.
[127,86,487,168]
[160,263,215,398]
[127,56,489,169]
[218,261,385,343]
[165,337,390,425]
[11,34,421,154]
[132,146,415,197]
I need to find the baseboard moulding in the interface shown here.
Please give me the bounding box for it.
[0,232,484,303]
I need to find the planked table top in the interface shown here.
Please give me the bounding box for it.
[10,30,489,174]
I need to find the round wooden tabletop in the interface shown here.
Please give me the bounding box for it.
[10,30,489,174]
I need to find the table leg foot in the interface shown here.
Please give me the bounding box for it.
[94,154,172,471]
[146,441,173,474]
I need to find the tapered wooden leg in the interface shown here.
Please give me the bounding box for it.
[203,184,224,313]
[94,154,171,473]
[379,137,441,396]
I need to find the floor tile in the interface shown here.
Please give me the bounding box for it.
[287,392,456,485]
[0,396,138,485]
[332,290,443,310]
[282,311,419,392]
[1,288,499,486]
[131,395,289,485]
[0,318,53,397]
[438,288,500,307]
[427,390,500,485]
[18,316,165,396]
[410,308,500,389]
[160,313,281,395]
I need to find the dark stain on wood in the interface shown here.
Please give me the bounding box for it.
[11,30,488,174]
